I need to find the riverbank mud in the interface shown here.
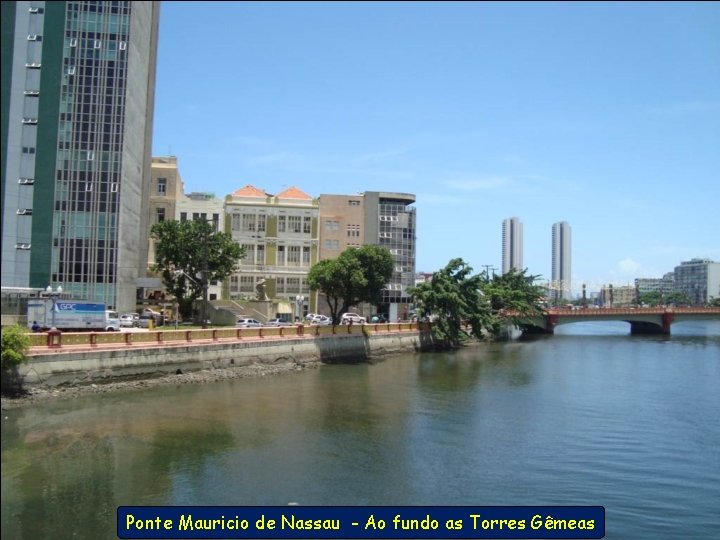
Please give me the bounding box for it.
[1,360,315,409]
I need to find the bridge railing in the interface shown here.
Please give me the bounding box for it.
[508,307,720,317]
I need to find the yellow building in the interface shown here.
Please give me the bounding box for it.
[225,185,319,317]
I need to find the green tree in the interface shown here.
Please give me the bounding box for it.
[409,258,494,349]
[410,262,546,348]
[151,219,244,318]
[1,325,30,371]
[664,291,692,306]
[482,268,545,325]
[639,291,663,307]
[307,245,394,323]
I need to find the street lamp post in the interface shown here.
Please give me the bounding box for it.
[45,285,63,329]
[295,295,305,322]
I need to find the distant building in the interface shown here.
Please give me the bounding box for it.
[1,1,159,312]
[635,273,675,299]
[599,285,636,307]
[673,258,720,305]
[318,192,416,321]
[551,221,572,301]
[145,156,224,302]
[225,185,319,314]
[502,217,523,274]
[415,272,434,285]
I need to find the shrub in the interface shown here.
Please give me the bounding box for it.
[1,325,31,370]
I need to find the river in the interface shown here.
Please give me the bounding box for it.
[2,321,719,539]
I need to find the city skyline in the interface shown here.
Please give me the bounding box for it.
[150,2,720,292]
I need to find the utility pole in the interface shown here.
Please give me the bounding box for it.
[482,265,495,281]
[201,222,209,329]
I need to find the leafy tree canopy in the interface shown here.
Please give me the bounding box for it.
[151,220,244,318]
[410,261,546,348]
[307,245,394,323]
[409,258,492,349]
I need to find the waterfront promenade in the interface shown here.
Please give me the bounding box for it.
[17,323,428,389]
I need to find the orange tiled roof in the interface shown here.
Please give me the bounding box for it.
[276,186,312,200]
[231,185,268,198]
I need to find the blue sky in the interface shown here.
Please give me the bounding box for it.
[151,1,720,294]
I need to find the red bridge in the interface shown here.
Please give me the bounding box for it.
[520,307,720,335]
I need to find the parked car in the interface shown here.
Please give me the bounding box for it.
[119,313,139,328]
[136,315,153,328]
[266,318,292,327]
[236,318,262,328]
[311,314,332,326]
[140,308,164,326]
[305,313,318,322]
[341,313,366,325]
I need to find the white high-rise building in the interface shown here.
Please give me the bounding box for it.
[502,217,523,274]
[551,221,572,301]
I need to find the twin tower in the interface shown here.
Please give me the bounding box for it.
[502,217,572,301]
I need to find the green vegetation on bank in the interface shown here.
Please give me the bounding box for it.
[410,259,544,349]
[1,325,30,371]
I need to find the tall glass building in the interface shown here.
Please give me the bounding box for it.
[502,216,523,274]
[551,221,572,301]
[1,1,159,312]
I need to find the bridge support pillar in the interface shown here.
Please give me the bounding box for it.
[630,321,669,335]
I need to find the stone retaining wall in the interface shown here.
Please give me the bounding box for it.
[18,330,433,388]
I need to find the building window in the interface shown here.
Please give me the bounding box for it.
[349,200,361,206]
[277,245,286,265]
[29,7,44,13]
[180,212,187,221]
[324,220,339,231]
[347,224,360,237]
[302,246,310,265]
[22,147,36,154]
[288,246,301,265]
[278,215,286,233]
[303,217,312,234]
[27,35,42,41]
[242,213,255,232]
[288,216,301,233]
[257,214,266,232]
[231,213,241,231]
[157,177,166,194]
[156,208,165,223]
[324,240,339,250]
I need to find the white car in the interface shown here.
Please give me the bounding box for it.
[119,313,138,328]
[236,318,262,328]
[266,318,292,327]
[340,313,366,325]
[310,314,332,326]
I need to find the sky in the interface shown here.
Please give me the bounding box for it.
[151,1,720,295]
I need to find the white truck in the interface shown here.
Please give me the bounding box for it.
[27,300,120,332]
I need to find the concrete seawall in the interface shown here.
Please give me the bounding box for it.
[18,330,432,388]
